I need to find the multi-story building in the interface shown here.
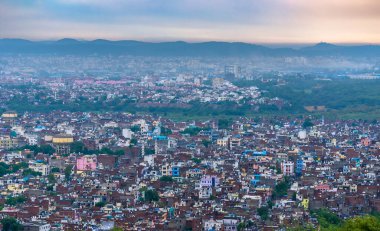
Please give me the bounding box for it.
[52,134,74,154]
[76,155,97,171]
[23,221,51,231]
[0,136,19,149]
[281,161,294,176]
[30,162,49,176]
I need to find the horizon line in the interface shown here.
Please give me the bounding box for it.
[1,37,379,47]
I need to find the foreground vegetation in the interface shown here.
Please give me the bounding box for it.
[289,209,380,231]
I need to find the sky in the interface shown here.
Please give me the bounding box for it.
[0,0,379,44]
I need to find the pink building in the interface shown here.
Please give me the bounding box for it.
[76,155,97,171]
[315,184,331,192]
[361,137,370,146]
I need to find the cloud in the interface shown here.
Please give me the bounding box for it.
[0,0,379,43]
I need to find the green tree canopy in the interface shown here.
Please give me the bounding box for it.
[159,176,173,182]
[257,206,269,220]
[1,217,23,231]
[144,189,159,202]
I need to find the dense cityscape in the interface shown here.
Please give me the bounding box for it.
[1,0,380,230]
[0,101,379,230]
[0,54,378,230]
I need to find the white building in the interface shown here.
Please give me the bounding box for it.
[281,161,294,176]
[29,162,49,176]
[122,128,133,139]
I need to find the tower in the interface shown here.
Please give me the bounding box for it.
[141,142,145,156]
[154,139,158,155]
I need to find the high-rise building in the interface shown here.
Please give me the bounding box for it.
[224,65,241,79]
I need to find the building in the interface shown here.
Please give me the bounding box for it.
[229,137,241,149]
[122,128,133,139]
[0,136,19,149]
[30,162,49,176]
[212,78,225,88]
[161,164,171,176]
[2,111,18,119]
[172,166,180,177]
[199,186,213,199]
[281,161,294,176]
[52,134,74,154]
[200,175,219,188]
[296,159,303,176]
[23,221,51,231]
[76,155,97,171]
[224,65,241,79]
[217,137,229,147]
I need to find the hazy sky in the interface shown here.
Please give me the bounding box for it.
[1,0,379,44]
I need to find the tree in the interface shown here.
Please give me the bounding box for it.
[218,118,232,129]
[5,196,26,206]
[161,126,172,136]
[302,118,314,129]
[201,139,211,148]
[159,176,173,182]
[292,192,297,201]
[312,208,342,230]
[113,149,125,156]
[70,141,86,153]
[130,138,138,146]
[339,215,380,231]
[48,174,56,183]
[22,168,42,177]
[181,127,202,136]
[95,201,106,207]
[1,217,23,231]
[51,167,60,173]
[110,228,123,231]
[64,165,73,181]
[0,163,10,177]
[267,200,273,209]
[192,158,202,164]
[257,206,269,220]
[272,178,291,199]
[287,224,315,231]
[38,144,56,155]
[237,222,246,231]
[130,125,140,133]
[144,189,159,202]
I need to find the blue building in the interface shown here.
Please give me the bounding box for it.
[251,174,261,185]
[172,166,180,177]
[153,135,167,141]
[242,150,267,156]
[296,159,303,176]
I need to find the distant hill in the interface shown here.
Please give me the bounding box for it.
[0,39,379,57]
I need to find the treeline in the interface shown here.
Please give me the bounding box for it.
[289,209,380,231]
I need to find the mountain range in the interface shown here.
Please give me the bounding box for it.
[0,38,379,57]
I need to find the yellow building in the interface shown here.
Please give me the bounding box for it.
[52,134,74,144]
[52,134,74,154]
[0,136,18,149]
[2,111,18,119]
[301,198,309,209]
[217,137,229,147]
[161,164,171,176]
[7,183,26,194]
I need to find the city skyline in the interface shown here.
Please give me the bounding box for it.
[1,0,380,44]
